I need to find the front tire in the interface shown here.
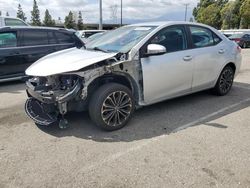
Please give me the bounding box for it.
[88,83,135,131]
[212,66,235,96]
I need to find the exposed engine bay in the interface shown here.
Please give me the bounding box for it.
[25,52,143,129]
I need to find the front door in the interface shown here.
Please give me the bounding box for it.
[140,25,194,104]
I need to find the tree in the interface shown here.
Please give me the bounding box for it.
[196,4,222,29]
[216,0,229,7]
[64,11,76,29]
[221,1,234,29]
[6,12,9,17]
[17,4,27,21]
[43,9,55,27]
[240,0,250,28]
[31,0,41,26]
[77,11,84,30]
[193,0,228,29]
[232,0,245,28]
[0,11,2,16]
[189,17,194,22]
[58,17,62,24]
[193,0,215,21]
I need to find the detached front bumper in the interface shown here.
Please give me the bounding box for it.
[26,79,82,104]
[25,78,82,126]
[25,98,58,126]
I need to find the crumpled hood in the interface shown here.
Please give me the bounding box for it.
[25,47,117,76]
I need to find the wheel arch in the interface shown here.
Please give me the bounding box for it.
[213,62,236,87]
[225,62,236,73]
[87,72,140,104]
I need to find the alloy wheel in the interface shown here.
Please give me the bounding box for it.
[219,68,234,94]
[101,91,132,127]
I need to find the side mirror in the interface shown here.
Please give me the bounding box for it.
[147,44,167,56]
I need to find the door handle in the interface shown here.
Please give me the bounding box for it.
[183,56,192,61]
[218,49,225,54]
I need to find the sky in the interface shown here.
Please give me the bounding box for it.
[0,0,199,24]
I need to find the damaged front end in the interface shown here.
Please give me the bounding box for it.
[24,44,143,129]
[25,75,83,128]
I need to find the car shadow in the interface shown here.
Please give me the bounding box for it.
[37,82,250,143]
[0,81,25,94]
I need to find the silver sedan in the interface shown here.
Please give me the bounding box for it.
[25,21,242,131]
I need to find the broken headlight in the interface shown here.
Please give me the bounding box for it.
[59,75,80,90]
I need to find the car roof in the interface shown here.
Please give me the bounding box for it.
[129,21,212,28]
[77,30,106,32]
[0,16,23,20]
[0,26,73,32]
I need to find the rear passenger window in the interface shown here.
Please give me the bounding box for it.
[213,33,222,45]
[0,32,17,48]
[22,30,48,46]
[190,26,221,48]
[55,32,74,44]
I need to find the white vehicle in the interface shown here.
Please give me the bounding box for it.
[25,22,242,131]
[0,16,29,27]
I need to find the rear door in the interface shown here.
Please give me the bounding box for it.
[187,26,226,90]
[0,30,23,78]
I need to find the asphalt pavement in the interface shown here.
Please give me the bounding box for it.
[0,49,250,188]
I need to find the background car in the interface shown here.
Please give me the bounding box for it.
[0,26,84,82]
[229,33,250,48]
[0,16,29,27]
[85,31,107,43]
[76,30,106,43]
[223,34,232,38]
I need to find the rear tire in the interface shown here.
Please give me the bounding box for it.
[212,66,235,96]
[242,42,247,48]
[88,83,135,131]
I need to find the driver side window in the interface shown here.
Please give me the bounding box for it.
[149,26,187,53]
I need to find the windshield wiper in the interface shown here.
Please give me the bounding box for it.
[93,47,109,53]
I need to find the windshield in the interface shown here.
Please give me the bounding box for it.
[86,26,157,53]
[88,32,104,41]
